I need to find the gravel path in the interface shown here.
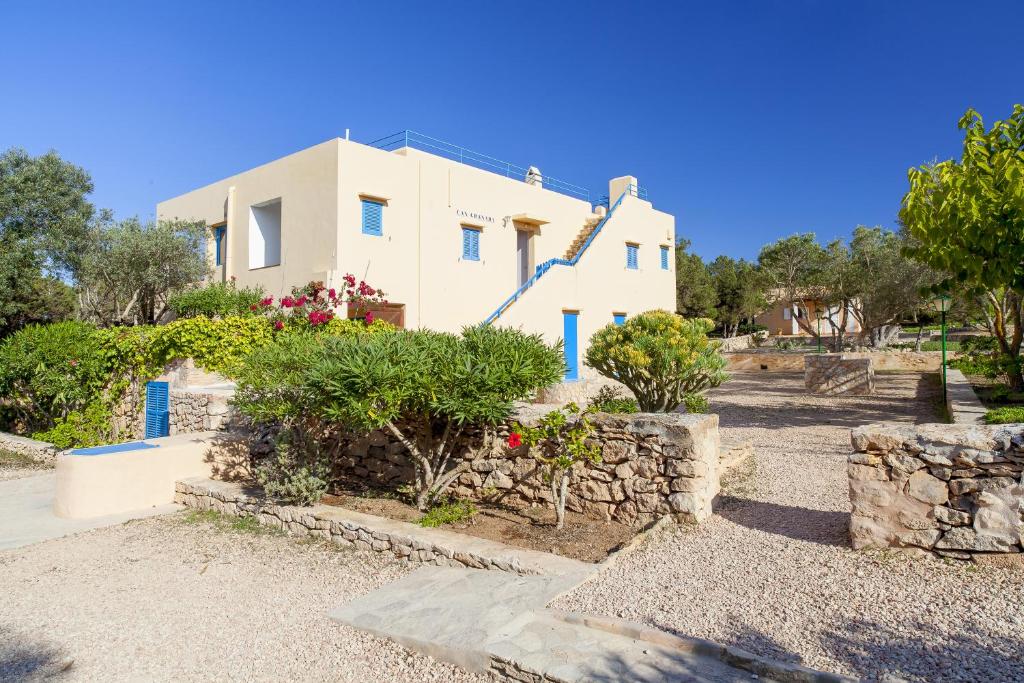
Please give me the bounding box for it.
[555,372,1024,682]
[0,512,487,682]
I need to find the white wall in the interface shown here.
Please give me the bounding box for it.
[248,199,282,269]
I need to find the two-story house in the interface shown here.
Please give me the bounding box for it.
[157,131,676,380]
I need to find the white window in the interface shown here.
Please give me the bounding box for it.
[783,307,791,320]
[249,199,281,269]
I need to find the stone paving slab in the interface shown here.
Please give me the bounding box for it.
[0,473,179,551]
[330,566,788,682]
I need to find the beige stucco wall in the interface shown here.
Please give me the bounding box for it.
[158,137,675,374]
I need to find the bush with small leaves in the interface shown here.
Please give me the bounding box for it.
[585,311,728,412]
[587,385,638,414]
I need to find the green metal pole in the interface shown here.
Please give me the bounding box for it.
[941,309,948,403]
[817,315,822,353]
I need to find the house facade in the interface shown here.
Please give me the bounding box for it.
[755,297,862,337]
[156,132,676,379]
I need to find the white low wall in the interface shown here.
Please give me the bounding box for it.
[54,432,222,519]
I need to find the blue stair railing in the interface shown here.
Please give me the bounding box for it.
[482,188,634,325]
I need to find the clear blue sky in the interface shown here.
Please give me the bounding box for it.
[2,1,1021,261]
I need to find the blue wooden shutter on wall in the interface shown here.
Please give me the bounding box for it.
[144,381,170,438]
[462,228,480,261]
[215,226,226,266]
[626,244,639,270]
[660,245,669,270]
[563,311,579,381]
[362,200,383,236]
[614,313,626,326]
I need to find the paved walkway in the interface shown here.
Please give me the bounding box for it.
[0,472,177,551]
[331,565,800,682]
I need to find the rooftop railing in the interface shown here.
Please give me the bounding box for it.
[595,183,647,208]
[366,130,591,202]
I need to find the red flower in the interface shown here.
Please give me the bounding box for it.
[281,296,294,308]
[364,311,375,324]
[260,296,274,307]
[295,295,309,307]
[69,359,79,367]
[273,320,284,331]
[328,288,336,300]
[507,432,522,448]
[343,274,356,287]
[249,304,258,311]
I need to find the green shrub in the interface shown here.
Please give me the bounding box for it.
[585,311,728,412]
[33,402,116,449]
[254,437,330,506]
[418,499,477,527]
[297,326,564,510]
[983,406,1024,424]
[919,340,960,352]
[588,385,638,414]
[683,394,710,414]
[148,315,275,378]
[0,321,109,432]
[168,281,265,319]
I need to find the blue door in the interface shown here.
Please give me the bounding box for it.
[563,311,579,381]
[613,313,626,326]
[145,381,170,438]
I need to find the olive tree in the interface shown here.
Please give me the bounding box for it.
[585,310,728,412]
[900,105,1024,388]
[304,326,564,510]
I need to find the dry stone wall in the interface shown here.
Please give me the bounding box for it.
[0,431,58,463]
[295,409,721,528]
[805,354,874,395]
[849,423,1024,560]
[170,389,234,434]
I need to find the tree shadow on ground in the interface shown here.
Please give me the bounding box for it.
[709,372,943,432]
[0,628,71,680]
[713,494,850,547]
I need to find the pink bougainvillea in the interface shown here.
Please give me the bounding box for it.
[263,275,387,331]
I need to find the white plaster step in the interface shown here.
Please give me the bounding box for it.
[330,566,845,682]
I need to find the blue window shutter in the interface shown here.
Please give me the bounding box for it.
[660,245,669,270]
[144,381,170,438]
[626,244,639,270]
[214,226,226,266]
[563,312,579,381]
[362,200,383,236]
[462,227,480,261]
[614,313,626,326]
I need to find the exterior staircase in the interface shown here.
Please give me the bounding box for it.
[562,214,604,261]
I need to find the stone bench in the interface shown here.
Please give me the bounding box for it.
[804,353,874,395]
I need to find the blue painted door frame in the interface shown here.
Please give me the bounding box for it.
[563,311,579,381]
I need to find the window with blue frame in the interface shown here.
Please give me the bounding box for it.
[626,243,639,270]
[660,245,669,270]
[462,226,480,261]
[361,199,383,236]
[613,313,626,326]
[214,226,226,266]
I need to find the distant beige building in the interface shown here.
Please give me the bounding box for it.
[756,297,862,337]
[157,131,676,380]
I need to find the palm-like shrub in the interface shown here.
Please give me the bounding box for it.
[585,310,728,412]
[304,326,564,509]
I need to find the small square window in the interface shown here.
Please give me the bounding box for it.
[613,313,626,326]
[362,199,383,236]
[626,243,639,270]
[462,227,480,261]
[660,245,669,270]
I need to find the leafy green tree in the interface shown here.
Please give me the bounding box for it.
[78,216,210,325]
[900,105,1024,387]
[300,326,564,510]
[707,256,765,337]
[585,311,728,412]
[0,148,94,336]
[509,403,600,529]
[757,233,829,339]
[674,239,716,319]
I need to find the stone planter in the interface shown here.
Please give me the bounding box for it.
[804,353,874,395]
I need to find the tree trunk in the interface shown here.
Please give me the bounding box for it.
[914,323,924,352]
[552,468,569,530]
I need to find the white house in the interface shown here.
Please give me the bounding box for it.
[157,131,676,379]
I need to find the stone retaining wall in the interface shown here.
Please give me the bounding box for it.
[170,389,234,435]
[848,423,1024,560]
[0,431,58,463]
[175,478,586,575]
[804,354,874,395]
[727,350,949,372]
[322,410,720,527]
